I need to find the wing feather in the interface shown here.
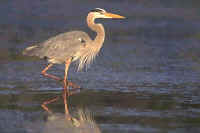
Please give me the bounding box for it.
[36,31,91,63]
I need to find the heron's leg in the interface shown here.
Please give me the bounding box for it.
[41,64,80,89]
[41,96,60,114]
[63,58,72,119]
[41,64,62,81]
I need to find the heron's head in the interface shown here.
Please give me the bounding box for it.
[88,8,125,19]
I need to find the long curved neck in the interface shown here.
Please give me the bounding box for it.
[87,14,105,48]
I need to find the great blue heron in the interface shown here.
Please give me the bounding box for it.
[23,8,125,117]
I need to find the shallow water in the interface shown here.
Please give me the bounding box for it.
[0,0,200,133]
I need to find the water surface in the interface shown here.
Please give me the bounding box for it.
[0,0,200,133]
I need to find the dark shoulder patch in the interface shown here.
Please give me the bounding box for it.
[78,38,86,43]
[78,38,87,47]
[43,56,48,60]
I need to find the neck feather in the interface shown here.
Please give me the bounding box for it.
[87,14,105,48]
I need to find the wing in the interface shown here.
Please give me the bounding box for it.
[37,31,92,63]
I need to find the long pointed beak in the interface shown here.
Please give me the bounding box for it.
[104,12,126,19]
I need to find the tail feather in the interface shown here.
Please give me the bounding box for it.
[23,45,40,57]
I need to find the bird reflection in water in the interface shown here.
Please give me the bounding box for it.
[27,109,101,133]
[43,109,101,133]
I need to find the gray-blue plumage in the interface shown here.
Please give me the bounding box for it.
[23,31,94,70]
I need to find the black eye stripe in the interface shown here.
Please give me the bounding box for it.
[90,8,105,13]
[90,9,102,12]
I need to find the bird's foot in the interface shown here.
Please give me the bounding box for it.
[63,80,82,95]
[67,81,81,89]
[65,113,72,121]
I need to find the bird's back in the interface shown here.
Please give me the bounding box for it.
[23,31,92,64]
